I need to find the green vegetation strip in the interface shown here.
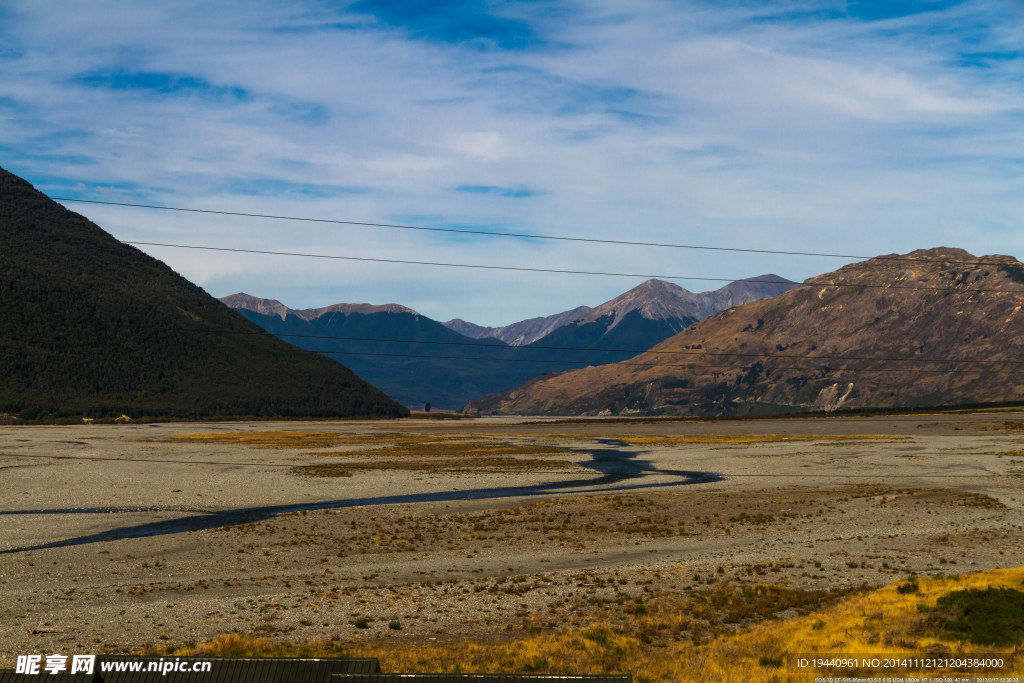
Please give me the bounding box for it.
[927,587,1024,646]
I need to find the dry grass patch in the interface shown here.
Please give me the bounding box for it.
[161,569,1024,681]
[296,456,577,476]
[154,632,352,658]
[154,582,852,680]
[166,430,508,449]
[171,429,908,454]
[167,429,585,476]
[286,434,577,475]
[291,435,577,474]
[167,431,573,458]
[308,440,570,458]
[166,430,361,449]
[483,433,909,446]
[977,420,1024,432]
[615,434,908,446]
[903,488,1005,509]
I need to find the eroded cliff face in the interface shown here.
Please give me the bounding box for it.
[467,248,1024,416]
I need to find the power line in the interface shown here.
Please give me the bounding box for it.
[259,331,1024,367]
[55,196,1020,269]
[126,240,1024,294]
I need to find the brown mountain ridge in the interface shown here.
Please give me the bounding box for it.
[443,276,795,346]
[466,248,1024,416]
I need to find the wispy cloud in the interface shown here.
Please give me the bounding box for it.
[0,0,1022,324]
[455,185,543,198]
[74,70,249,99]
[348,0,540,50]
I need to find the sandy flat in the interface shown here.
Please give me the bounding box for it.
[1,413,1023,664]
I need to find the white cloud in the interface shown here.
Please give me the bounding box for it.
[445,131,513,162]
[2,0,1023,324]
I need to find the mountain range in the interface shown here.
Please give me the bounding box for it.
[442,276,795,346]
[0,165,407,421]
[222,276,795,409]
[9,162,1016,420]
[466,248,1024,416]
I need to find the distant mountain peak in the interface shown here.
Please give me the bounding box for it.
[443,306,592,346]
[220,294,420,322]
[305,302,420,319]
[444,276,797,345]
[733,273,794,285]
[574,279,698,330]
[572,276,798,331]
[220,293,291,320]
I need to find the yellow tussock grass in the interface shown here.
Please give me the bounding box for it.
[614,434,908,445]
[656,567,1024,682]
[167,430,360,448]
[165,568,1024,682]
[470,433,908,445]
[296,456,577,475]
[167,431,565,453]
[306,440,569,458]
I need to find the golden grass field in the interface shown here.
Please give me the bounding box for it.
[165,568,1024,682]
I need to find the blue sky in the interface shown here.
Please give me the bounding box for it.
[2,0,1023,325]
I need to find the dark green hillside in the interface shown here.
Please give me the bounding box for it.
[0,166,407,420]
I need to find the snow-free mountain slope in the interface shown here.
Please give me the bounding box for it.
[467,249,1024,416]
[225,274,796,409]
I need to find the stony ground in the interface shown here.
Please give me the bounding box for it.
[2,412,1023,665]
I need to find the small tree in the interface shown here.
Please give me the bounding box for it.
[424,402,431,412]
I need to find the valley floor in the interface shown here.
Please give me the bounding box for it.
[1,413,1023,674]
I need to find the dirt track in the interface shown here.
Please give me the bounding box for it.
[2,412,1023,664]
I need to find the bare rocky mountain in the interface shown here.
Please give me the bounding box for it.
[570,276,796,330]
[697,275,805,318]
[445,306,591,346]
[218,293,292,320]
[444,277,795,345]
[220,293,418,322]
[570,279,699,331]
[467,248,1024,416]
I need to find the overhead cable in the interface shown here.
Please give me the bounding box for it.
[125,240,1024,294]
[56,196,1018,269]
